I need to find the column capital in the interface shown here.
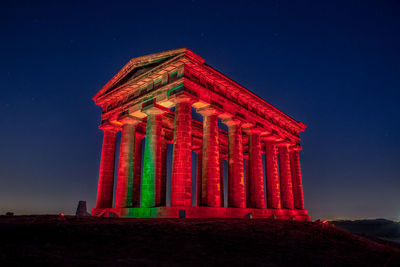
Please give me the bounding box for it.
[275,139,293,147]
[193,148,202,154]
[118,115,142,126]
[141,98,169,115]
[169,91,198,105]
[262,133,281,142]
[222,116,242,127]
[99,122,119,132]
[196,105,221,116]
[289,144,302,152]
[243,127,263,134]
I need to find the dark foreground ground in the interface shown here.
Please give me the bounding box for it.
[0,216,399,266]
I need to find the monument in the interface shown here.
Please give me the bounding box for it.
[91,48,310,220]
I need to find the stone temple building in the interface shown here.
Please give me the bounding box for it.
[92,48,309,220]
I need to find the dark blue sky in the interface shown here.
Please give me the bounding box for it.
[1,0,399,219]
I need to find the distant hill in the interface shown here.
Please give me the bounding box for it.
[331,219,400,244]
[0,216,399,266]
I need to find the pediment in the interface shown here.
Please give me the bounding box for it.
[93,48,204,101]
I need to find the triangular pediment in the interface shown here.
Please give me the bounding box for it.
[103,54,179,94]
[102,54,179,95]
[93,48,204,101]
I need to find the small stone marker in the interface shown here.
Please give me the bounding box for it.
[75,200,87,216]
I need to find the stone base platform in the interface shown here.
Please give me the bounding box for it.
[92,207,310,221]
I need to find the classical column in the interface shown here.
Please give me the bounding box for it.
[96,123,118,209]
[265,140,281,209]
[132,131,143,207]
[196,149,202,206]
[278,144,294,209]
[220,156,225,207]
[171,98,193,206]
[290,146,305,210]
[247,129,265,208]
[115,117,140,208]
[141,105,165,208]
[198,106,221,207]
[245,155,250,208]
[223,118,245,208]
[160,133,168,206]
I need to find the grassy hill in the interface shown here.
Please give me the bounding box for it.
[0,216,399,266]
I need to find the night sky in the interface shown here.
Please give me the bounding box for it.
[1,0,399,220]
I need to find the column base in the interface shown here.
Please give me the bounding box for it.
[91,207,310,221]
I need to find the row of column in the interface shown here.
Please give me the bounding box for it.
[96,99,304,210]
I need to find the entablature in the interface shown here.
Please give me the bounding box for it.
[183,62,306,135]
[94,48,305,145]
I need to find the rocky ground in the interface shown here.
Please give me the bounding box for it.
[0,215,399,266]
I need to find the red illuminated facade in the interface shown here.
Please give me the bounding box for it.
[92,48,310,220]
